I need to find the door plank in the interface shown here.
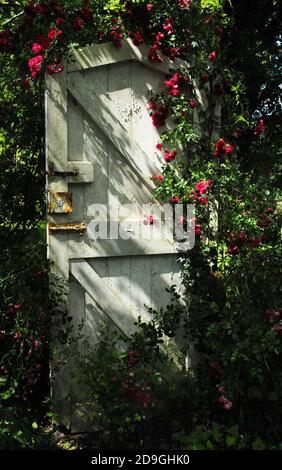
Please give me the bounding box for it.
[67,73,157,194]
[70,259,137,337]
[130,256,152,322]
[68,235,177,259]
[67,38,184,74]
[46,68,68,192]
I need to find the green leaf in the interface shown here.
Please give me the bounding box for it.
[200,0,224,11]
[228,424,239,436]
[226,435,237,447]
[0,387,15,400]
[206,439,214,449]
[0,376,7,387]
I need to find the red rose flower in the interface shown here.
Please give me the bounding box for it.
[143,215,155,225]
[155,32,165,43]
[165,72,181,97]
[73,17,84,29]
[147,100,157,110]
[163,18,174,34]
[189,191,198,202]
[28,55,44,79]
[152,106,169,128]
[189,98,199,109]
[178,0,192,8]
[215,25,224,36]
[214,138,233,158]
[13,332,22,341]
[133,31,145,46]
[238,231,247,245]
[34,340,41,350]
[48,27,62,41]
[208,50,217,61]
[47,63,64,75]
[35,34,51,51]
[195,224,202,237]
[199,196,208,205]
[228,244,239,255]
[128,351,137,359]
[81,7,93,21]
[55,17,65,26]
[273,322,282,335]
[254,118,265,136]
[110,29,123,48]
[148,44,163,63]
[265,309,281,324]
[32,42,43,54]
[165,47,181,60]
[195,180,213,194]
[164,150,177,162]
[195,181,206,194]
[225,144,233,154]
[219,395,232,410]
[170,196,181,203]
[152,175,164,183]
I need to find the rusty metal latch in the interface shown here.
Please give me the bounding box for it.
[49,163,79,177]
[48,161,94,183]
[52,169,79,177]
[49,222,86,234]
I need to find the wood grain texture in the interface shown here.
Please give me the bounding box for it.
[67,73,157,194]
[70,259,136,337]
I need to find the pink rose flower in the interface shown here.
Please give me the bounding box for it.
[28,54,44,79]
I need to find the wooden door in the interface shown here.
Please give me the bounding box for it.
[46,39,186,431]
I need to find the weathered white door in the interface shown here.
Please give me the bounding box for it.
[46,39,185,431]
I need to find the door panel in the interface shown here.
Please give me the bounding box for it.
[46,40,185,430]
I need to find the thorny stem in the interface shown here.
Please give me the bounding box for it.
[1,10,24,27]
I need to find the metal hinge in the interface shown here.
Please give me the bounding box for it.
[49,222,86,235]
[48,161,94,183]
[49,163,79,177]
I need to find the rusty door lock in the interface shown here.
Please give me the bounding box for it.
[48,192,73,214]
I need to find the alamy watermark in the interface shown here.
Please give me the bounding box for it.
[86,203,196,249]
